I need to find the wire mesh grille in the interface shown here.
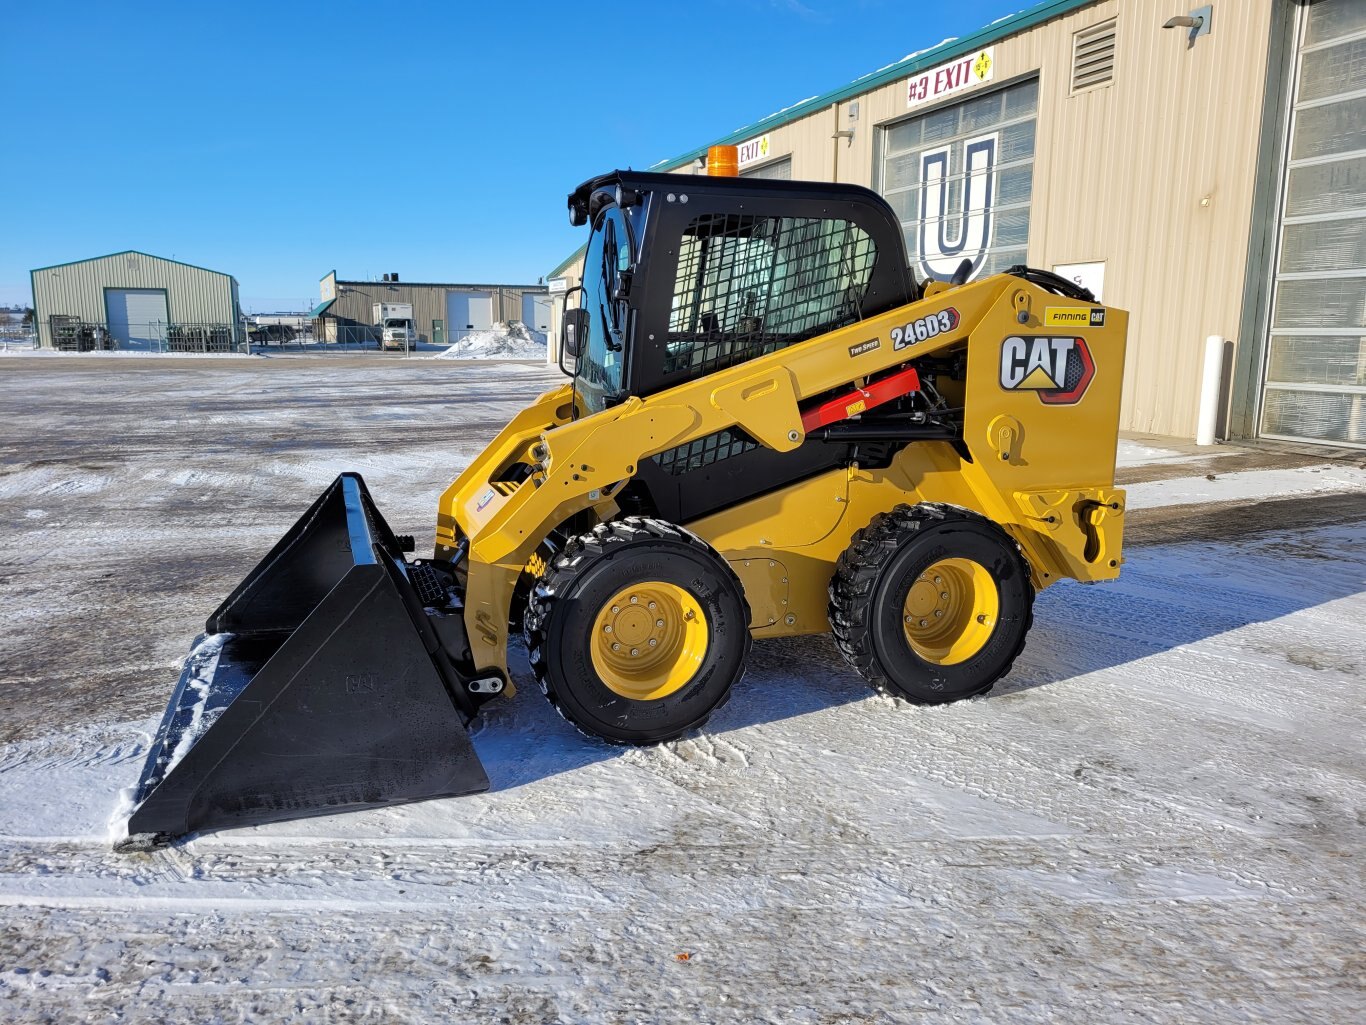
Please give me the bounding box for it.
[664,213,877,380]
[654,427,761,476]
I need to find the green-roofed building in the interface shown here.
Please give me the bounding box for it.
[550,0,1366,449]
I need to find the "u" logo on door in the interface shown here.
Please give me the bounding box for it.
[918,131,998,282]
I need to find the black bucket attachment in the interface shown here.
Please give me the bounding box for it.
[118,473,490,848]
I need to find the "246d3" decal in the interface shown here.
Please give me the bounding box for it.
[891,307,959,349]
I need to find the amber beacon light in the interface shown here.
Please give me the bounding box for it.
[707,145,739,177]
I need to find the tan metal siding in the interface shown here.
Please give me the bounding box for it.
[326,282,549,342]
[1028,0,1275,436]
[32,252,237,348]
[658,0,1275,437]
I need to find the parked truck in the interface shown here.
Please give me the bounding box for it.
[373,302,416,351]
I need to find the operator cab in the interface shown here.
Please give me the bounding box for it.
[561,170,918,416]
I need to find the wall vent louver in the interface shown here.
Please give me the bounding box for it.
[1071,18,1117,93]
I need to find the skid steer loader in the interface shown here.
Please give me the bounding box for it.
[117,162,1127,849]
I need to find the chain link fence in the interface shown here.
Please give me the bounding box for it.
[0,323,37,351]
[250,321,420,355]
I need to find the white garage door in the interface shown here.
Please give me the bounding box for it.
[521,293,551,340]
[106,288,169,349]
[447,291,494,334]
[1260,0,1366,448]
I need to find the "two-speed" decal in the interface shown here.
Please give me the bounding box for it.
[999,335,1095,404]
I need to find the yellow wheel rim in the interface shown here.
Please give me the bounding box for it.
[589,582,710,701]
[901,557,999,666]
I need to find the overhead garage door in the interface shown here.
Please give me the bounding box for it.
[447,291,493,334]
[106,288,169,349]
[880,78,1038,283]
[521,292,551,340]
[1260,0,1366,447]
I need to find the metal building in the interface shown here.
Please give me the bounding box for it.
[313,271,552,346]
[30,251,242,352]
[550,0,1365,449]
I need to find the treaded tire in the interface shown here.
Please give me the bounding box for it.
[829,503,1034,704]
[523,517,752,744]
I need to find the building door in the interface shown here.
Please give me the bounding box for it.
[880,78,1038,283]
[432,319,446,346]
[1260,0,1366,447]
[446,290,494,334]
[521,293,551,341]
[105,288,169,349]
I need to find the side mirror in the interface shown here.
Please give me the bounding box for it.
[558,288,588,376]
[563,308,589,357]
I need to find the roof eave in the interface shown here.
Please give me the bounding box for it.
[651,0,1096,171]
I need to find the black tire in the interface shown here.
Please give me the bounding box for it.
[523,517,752,744]
[829,503,1033,704]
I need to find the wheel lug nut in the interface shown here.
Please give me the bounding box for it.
[648,601,656,610]
[603,625,613,633]
[648,638,657,647]
[919,619,928,627]
[630,595,639,604]
[934,610,943,618]
[934,576,942,585]
[656,619,665,628]
[904,615,913,623]
[611,606,620,614]
[630,647,639,656]
[940,592,950,600]
[612,642,621,651]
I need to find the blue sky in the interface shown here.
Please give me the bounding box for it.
[3,0,1028,311]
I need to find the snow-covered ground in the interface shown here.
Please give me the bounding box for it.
[0,358,1363,1023]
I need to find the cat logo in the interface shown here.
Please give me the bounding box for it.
[1000,336,1095,405]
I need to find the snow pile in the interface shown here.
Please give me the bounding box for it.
[433,321,547,361]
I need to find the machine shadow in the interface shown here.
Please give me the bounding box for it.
[473,633,870,793]
[993,526,1366,696]
[476,521,1366,793]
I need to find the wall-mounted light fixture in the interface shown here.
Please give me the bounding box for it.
[1163,4,1212,48]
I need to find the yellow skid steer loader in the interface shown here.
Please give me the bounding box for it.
[117,164,1127,849]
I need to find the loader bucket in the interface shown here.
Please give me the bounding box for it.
[119,473,490,848]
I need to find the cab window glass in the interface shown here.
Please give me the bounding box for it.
[665,213,876,378]
[575,206,633,413]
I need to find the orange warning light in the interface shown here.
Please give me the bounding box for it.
[706,145,739,177]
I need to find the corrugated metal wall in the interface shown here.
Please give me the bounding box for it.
[324,280,549,342]
[663,0,1277,438]
[31,251,238,348]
